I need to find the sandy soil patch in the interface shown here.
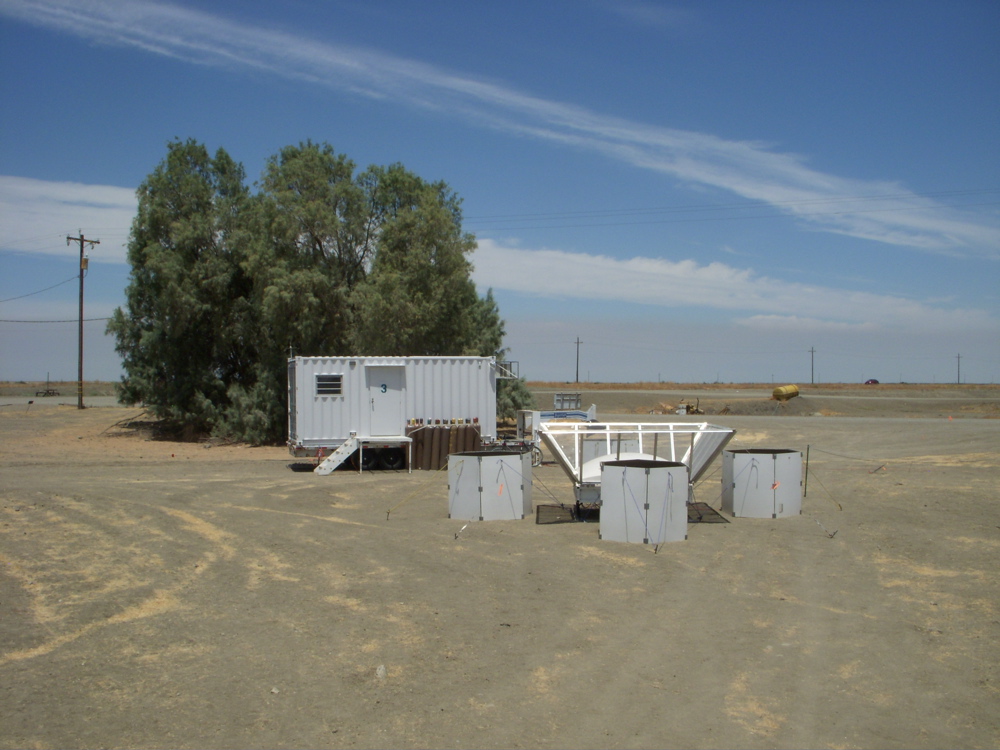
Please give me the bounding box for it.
[1,388,998,749]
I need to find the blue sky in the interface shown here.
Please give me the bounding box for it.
[1,0,998,384]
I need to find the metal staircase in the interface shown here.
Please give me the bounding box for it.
[314,436,360,475]
[495,360,519,379]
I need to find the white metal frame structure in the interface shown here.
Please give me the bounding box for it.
[536,421,735,504]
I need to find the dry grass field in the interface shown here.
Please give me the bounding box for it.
[1,383,998,749]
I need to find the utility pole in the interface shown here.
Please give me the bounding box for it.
[956,353,961,385]
[67,233,100,409]
[809,347,816,385]
[575,337,581,383]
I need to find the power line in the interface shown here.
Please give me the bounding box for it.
[465,188,1000,222]
[0,230,127,255]
[507,338,1000,366]
[0,317,111,323]
[464,189,1000,233]
[518,337,804,356]
[467,200,1000,233]
[0,274,79,303]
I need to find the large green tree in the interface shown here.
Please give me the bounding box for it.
[348,164,487,355]
[109,139,532,442]
[107,139,253,435]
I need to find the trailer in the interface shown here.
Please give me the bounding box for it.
[287,355,510,474]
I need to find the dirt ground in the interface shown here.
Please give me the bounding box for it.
[1,385,998,749]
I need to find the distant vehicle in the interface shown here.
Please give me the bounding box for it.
[864,379,880,385]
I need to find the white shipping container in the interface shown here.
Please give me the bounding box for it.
[287,356,498,457]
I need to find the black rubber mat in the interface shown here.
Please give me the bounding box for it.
[687,502,730,523]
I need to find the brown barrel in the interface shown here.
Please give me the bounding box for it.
[421,428,434,471]
[436,427,449,469]
[408,425,422,471]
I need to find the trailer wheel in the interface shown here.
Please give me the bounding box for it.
[378,447,405,471]
[351,448,380,471]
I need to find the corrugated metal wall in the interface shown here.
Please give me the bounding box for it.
[405,357,495,427]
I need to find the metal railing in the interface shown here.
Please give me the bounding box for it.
[537,421,736,489]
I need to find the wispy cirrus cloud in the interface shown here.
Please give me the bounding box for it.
[0,176,134,263]
[471,238,997,331]
[592,0,697,30]
[7,172,990,335]
[2,0,999,257]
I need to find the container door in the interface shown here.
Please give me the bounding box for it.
[366,366,404,436]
